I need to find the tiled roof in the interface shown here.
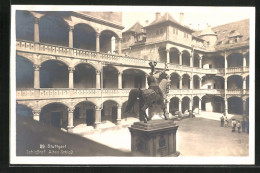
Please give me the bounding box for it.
[143,12,194,32]
[124,21,144,34]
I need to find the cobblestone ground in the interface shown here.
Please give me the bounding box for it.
[83,115,249,156]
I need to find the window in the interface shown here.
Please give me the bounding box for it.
[184,32,189,38]
[173,27,178,35]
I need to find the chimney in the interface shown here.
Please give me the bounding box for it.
[145,20,149,25]
[155,12,161,20]
[179,12,184,25]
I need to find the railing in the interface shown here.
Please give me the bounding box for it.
[226,89,243,95]
[226,67,244,73]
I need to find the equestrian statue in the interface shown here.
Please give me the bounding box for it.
[124,61,170,123]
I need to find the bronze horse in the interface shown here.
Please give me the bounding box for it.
[124,76,169,123]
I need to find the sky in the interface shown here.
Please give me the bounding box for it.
[122,7,252,31]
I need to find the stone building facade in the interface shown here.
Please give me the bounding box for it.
[15,11,250,132]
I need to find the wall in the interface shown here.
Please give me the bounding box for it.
[168,25,192,47]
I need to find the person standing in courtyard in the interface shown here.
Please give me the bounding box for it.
[237,121,241,133]
[220,115,224,127]
[231,119,236,132]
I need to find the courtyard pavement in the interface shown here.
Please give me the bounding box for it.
[82,112,249,156]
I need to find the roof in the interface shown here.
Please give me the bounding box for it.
[193,19,249,48]
[143,12,194,32]
[199,27,216,36]
[124,21,144,34]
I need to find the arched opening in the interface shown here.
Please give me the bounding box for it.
[39,14,69,46]
[213,55,225,68]
[100,30,118,53]
[228,97,243,115]
[201,75,217,89]
[182,51,190,66]
[182,74,190,89]
[101,100,118,123]
[170,73,180,89]
[121,101,140,120]
[122,69,146,88]
[158,46,166,63]
[16,10,34,41]
[201,95,223,112]
[227,75,243,89]
[16,104,33,118]
[74,63,96,88]
[73,23,96,51]
[169,97,179,115]
[16,55,34,88]
[103,66,118,88]
[182,97,190,114]
[201,95,207,111]
[193,75,200,89]
[214,76,224,89]
[227,53,243,68]
[202,55,214,69]
[73,101,96,127]
[193,96,200,113]
[40,103,68,129]
[40,60,69,88]
[169,48,180,64]
[193,53,200,68]
[246,76,249,90]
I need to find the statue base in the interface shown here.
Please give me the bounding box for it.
[128,120,179,157]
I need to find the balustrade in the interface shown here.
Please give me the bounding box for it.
[226,67,244,73]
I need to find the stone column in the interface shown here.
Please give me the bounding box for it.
[190,55,193,67]
[68,67,75,88]
[69,26,74,48]
[117,38,122,55]
[190,77,193,89]
[33,64,41,88]
[117,104,122,124]
[224,77,227,90]
[179,52,182,65]
[178,100,182,113]
[198,98,202,114]
[67,107,74,133]
[199,78,202,89]
[34,17,40,42]
[118,71,122,89]
[96,70,101,89]
[243,99,247,116]
[95,106,102,128]
[199,56,202,68]
[179,76,182,89]
[224,52,228,69]
[96,33,100,52]
[224,98,228,116]
[243,54,246,71]
[32,109,41,121]
[166,49,170,63]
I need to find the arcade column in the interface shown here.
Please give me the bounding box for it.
[68,67,75,88]
[33,64,41,89]
[67,107,74,133]
[95,106,102,128]
[32,109,41,121]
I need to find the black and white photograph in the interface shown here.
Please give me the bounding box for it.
[10,5,255,165]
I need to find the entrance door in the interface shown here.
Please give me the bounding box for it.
[112,106,117,123]
[86,109,95,126]
[51,112,61,128]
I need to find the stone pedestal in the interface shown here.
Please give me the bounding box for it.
[128,120,179,157]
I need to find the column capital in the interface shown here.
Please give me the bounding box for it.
[117,104,122,109]
[67,107,75,113]
[32,109,41,115]
[68,67,75,72]
[33,64,41,70]
[68,25,74,31]
[96,70,101,75]
[116,37,123,42]
[34,17,40,24]
[96,32,100,37]
[118,71,123,75]
[178,52,182,56]
[95,105,102,110]
[166,49,170,53]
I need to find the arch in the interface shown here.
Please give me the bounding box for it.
[214,76,224,89]
[100,29,119,39]
[122,68,146,89]
[169,47,180,64]
[73,61,99,71]
[101,100,118,123]
[182,96,190,114]
[227,53,243,68]
[211,96,225,113]
[213,54,225,68]
[73,23,97,51]
[16,10,34,41]
[193,75,201,89]
[103,65,119,88]
[16,55,34,88]
[39,57,71,68]
[228,96,243,115]
[182,50,190,66]
[39,14,69,47]
[227,75,243,89]
[170,72,181,89]
[182,73,191,89]
[100,30,119,54]
[16,103,33,117]
[158,46,167,63]
[40,102,69,129]
[192,96,200,113]
[193,53,200,68]
[73,101,96,127]
[121,100,140,120]
[40,60,69,88]
[169,97,180,115]
[122,68,148,75]
[74,63,96,88]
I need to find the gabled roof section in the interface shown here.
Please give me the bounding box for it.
[124,21,144,34]
[199,27,216,36]
[143,12,194,32]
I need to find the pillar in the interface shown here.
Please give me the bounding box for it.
[117,38,122,55]
[179,52,182,65]
[96,70,101,89]
[68,67,75,89]
[224,77,227,90]
[33,64,41,88]
[243,99,247,116]
[179,76,182,89]
[69,26,74,48]
[117,104,122,124]
[190,77,193,89]
[32,109,40,121]
[96,33,100,52]
[166,49,170,63]
[95,106,102,128]
[224,98,228,116]
[199,78,202,89]
[198,98,202,114]
[189,99,192,111]
[178,100,182,113]
[243,54,246,71]
[67,107,74,133]
[34,17,40,42]
[118,71,122,89]
[190,55,193,67]
[224,52,228,69]
[199,56,202,68]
